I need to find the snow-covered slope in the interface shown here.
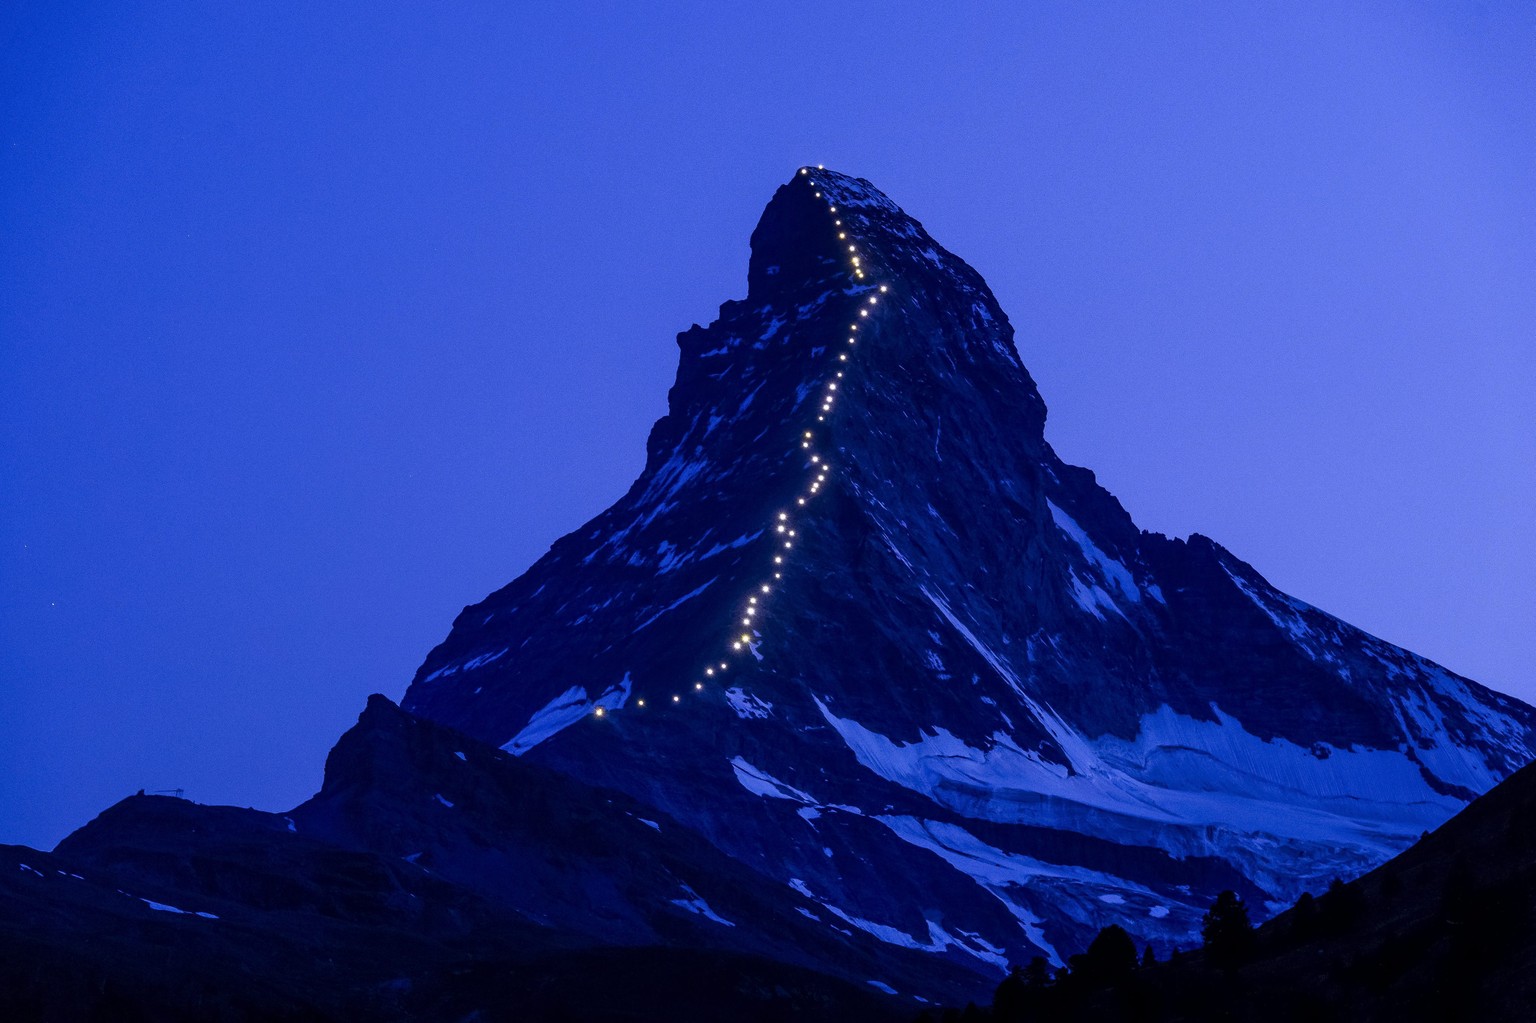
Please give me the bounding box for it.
[403,167,1535,976]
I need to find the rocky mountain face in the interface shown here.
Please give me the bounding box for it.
[402,166,1536,974]
[6,168,1533,1020]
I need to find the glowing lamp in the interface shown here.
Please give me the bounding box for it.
[695,682,704,691]
[860,310,868,317]
[760,585,770,593]
[638,699,646,707]
[774,555,783,564]
[672,695,680,703]
[719,663,727,670]
[829,206,837,212]
[732,642,742,651]
[800,168,808,175]
[705,667,714,675]
[879,285,888,293]
[740,634,751,643]
[594,706,605,717]
[798,497,807,504]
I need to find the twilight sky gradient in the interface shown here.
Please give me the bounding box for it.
[2,3,1532,850]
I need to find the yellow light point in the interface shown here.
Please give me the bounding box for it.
[594,706,605,717]
[838,232,846,239]
[804,430,812,438]
[740,634,751,643]
[638,698,646,707]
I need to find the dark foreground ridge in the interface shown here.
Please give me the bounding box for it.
[1,696,935,1021]
[928,754,1536,1022]
[4,167,1532,1020]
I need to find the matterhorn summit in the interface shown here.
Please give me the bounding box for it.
[401,166,1536,972]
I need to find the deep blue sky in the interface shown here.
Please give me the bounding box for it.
[3,3,1532,850]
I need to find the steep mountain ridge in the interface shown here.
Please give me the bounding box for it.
[401,167,1536,970]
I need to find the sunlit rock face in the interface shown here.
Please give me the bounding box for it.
[403,167,1536,975]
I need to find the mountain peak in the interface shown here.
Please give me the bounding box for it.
[402,168,1534,973]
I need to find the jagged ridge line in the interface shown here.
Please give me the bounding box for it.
[593,166,891,718]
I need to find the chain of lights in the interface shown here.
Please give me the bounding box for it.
[594,167,885,720]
